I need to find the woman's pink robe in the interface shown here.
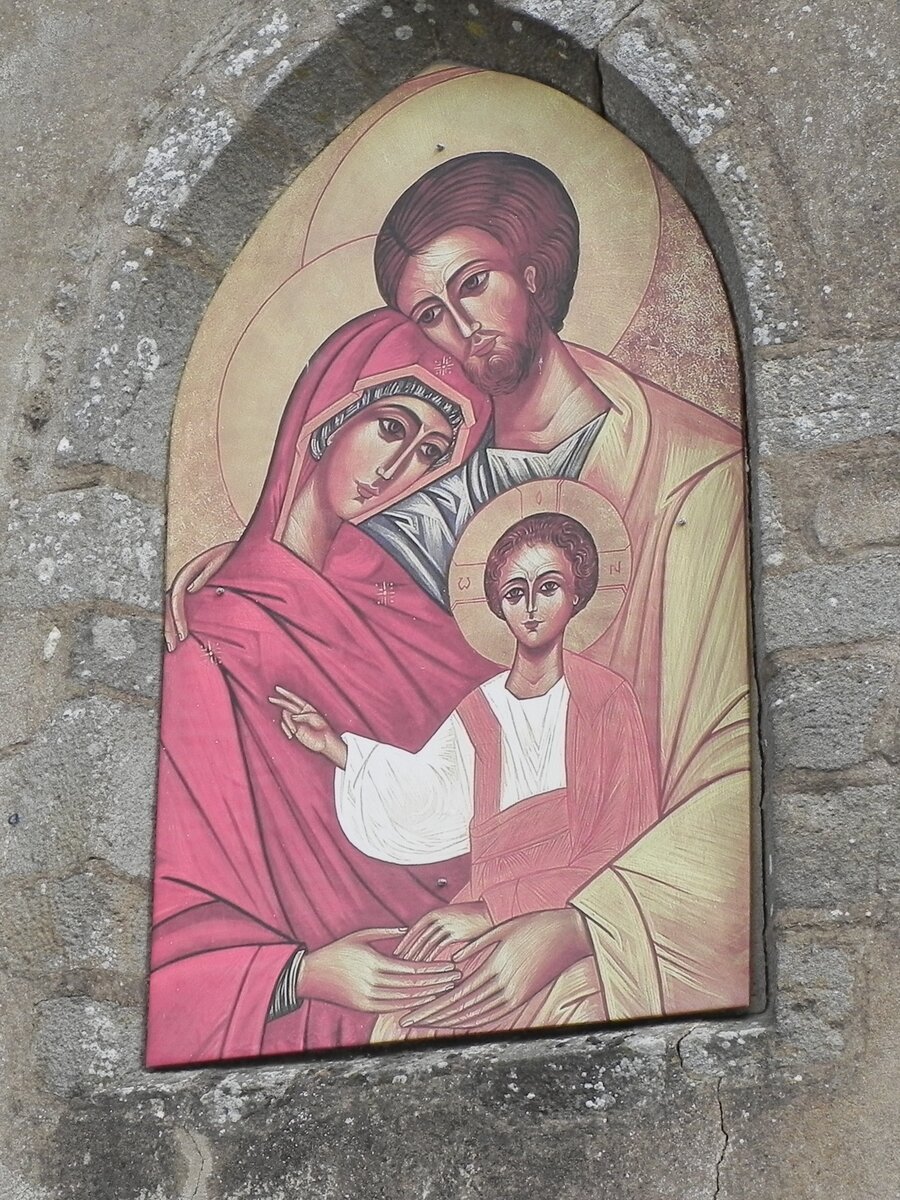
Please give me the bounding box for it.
[147,310,492,1067]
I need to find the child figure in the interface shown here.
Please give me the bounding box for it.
[271,511,658,1033]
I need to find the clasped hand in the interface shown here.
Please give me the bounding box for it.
[397,907,593,1030]
[298,927,462,1013]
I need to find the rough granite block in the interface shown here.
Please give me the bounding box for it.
[0,697,157,880]
[1,489,163,611]
[767,657,894,771]
[762,553,900,653]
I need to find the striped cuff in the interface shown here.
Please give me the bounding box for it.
[267,948,307,1022]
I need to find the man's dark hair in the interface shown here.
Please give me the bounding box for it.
[374,152,580,333]
[483,512,599,618]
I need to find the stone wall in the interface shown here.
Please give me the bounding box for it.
[1,1,897,1197]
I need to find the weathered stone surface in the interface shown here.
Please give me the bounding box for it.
[56,255,217,480]
[34,997,143,1098]
[0,488,163,611]
[42,1035,729,1200]
[337,0,602,105]
[0,879,59,975]
[507,0,637,43]
[49,869,148,977]
[0,610,70,749]
[0,0,230,508]
[604,0,899,344]
[599,4,795,347]
[774,939,855,1063]
[48,1098,181,1200]
[156,111,307,266]
[754,465,788,568]
[264,32,385,136]
[203,4,340,108]
[813,447,900,550]
[753,437,900,578]
[757,341,900,457]
[672,1021,769,1086]
[774,783,899,910]
[0,697,157,880]
[762,553,900,652]
[767,657,894,771]
[0,1161,51,1200]
[123,99,237,234]
[71,613,161,699]
[0,972,47,1177]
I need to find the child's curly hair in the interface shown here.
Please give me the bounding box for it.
[483,512,600,618]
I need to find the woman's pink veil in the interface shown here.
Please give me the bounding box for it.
[241,307,487,549]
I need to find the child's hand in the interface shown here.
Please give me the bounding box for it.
[268,686,347,769]
[393,901,493,961]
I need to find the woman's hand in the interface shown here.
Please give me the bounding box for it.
[297,927,461,1013]
[393,901,493,961]
[400,907,592,1030]
[164,541,236,651]
[268,686,348,769]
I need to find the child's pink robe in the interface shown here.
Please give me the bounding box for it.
[370,653,658,1040]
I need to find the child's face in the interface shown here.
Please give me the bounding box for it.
[497,541,579,651]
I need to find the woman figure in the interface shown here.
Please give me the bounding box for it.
[272,511,658,1038]
[147,309,492,1067]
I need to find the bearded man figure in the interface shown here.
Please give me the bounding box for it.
[363,152,753,1027]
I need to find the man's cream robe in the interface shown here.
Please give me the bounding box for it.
[567,346,752,1020]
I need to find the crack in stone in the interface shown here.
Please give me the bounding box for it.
[177,1127,210,1200]
[675,1026,691,1069]
[713,1077,729,1199]
[673,1022,701,1073]
[0,737,33,760]
[602,0,647,39]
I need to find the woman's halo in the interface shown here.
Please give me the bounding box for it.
[448,480,632,666]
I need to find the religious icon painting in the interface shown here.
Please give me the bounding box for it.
[148,66,754,1068]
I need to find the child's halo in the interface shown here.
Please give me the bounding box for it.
[448,480,631,666]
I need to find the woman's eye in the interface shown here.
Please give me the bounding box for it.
[417,305,442,326]
[504,587,525,605]
[379,417,406,440]
[419,442,444,463]
[461,271,488,294]
[540,581,560,596]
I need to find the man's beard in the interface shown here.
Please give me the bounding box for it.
[461,305,544,396]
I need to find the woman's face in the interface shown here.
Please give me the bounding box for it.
[497,541,580,651]
[317,395,455,520]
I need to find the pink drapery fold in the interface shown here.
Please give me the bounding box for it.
[148,309,492,1067]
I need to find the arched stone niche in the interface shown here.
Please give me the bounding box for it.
[50,0,789,496]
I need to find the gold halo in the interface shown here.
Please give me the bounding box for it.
[449,480,631,666]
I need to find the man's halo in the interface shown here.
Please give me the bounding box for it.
[448,480,632,667]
